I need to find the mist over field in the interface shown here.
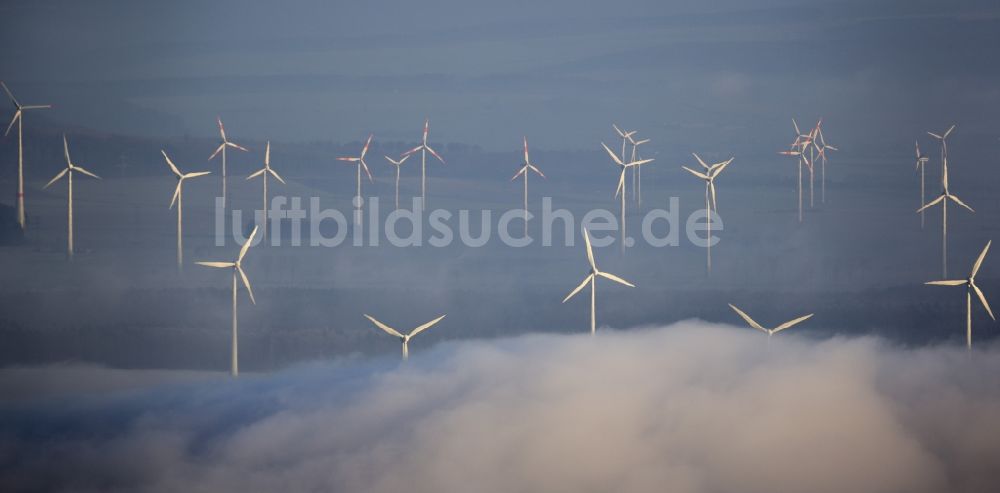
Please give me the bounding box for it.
[2,323,1000,493]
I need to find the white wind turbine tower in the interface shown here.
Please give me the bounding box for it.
[337,134,374,216]
[728,304,813,347]
[364,314,446,360]
[402,119,445,206]
[918,126,972,278]
[562,228,635,334]
[601,143,654,252]
[162,150,210,268]
[246,142,286,241]
[383,153,410,210]
[926,240,994,350]
[2,82,50,230]
[44,135,100,258]
[915,140,930,228]
[682,154,733,273]
[196,225,259,377]
[208,117,249,206]
[511,137,545,236]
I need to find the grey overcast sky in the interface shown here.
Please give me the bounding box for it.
[2,0,998,150]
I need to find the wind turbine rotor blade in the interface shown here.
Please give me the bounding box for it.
[336,157,359,162]
[615,169,626,198]
[772,313,814,333]
[563,274,594,303]
[916,195,945,213]
[601,143,624,166]
[597,271,635,287]
[629,158,654,168]
[423,119,429,142]
[364,314,405,338]
[217,117,227,141]
[4,110,19,137]
[792,119,801,135]
[209,143,225,160]
[161,150,182,177]
[246,168,266,180]
[712,159,732,176]
[269,168,286,184]
[73,166,100,179]
[944,125,955,139]
[925,280,967,286]
[184,171,211,179]
[62,134,71,165]
[528,164,546,178]
[410,314,446,338]
[681,166,709,180]
[728,304,766,332]
[0,81,19,107]
[583,228,596,270]
[523,136,530,163]
[511,167,527,181]
[947,194,974,212]
[971,240,992,278]
[709,181,718,212]
[196,261,235,268]
[228,142,249,152]
[237,266,255,305]
[238,226,259,262]
[972,283,995,320]
[170,182,182,209]
[401,145,422,157]
[612,123,625,138]
[426,145,445,164]
[44,168,68,189]
[927,132,942,140]
[693,153,710,170]
[361,160,373,182]
[361,134,373,159]
[21,105,51,110]
[264,141,270,165]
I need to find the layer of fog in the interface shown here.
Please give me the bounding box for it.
[2,321,999,492]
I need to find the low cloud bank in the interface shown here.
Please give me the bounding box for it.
[1,321,999,493]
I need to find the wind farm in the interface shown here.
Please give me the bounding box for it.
[3,2,1000,491]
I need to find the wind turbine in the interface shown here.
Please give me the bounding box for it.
[162,150,210,268]
[813,119,837,203]
[364,314,446,360]
[208,117,249,206]
[562,228,635,334]
[630,137,651,207]
[402,119,445,206]
[196,225,259,377]
[682,154,733,273]
[915,140,930,228]
[2,81,51,230]
[383,153,410,210]
[337,134,374,214]
[44,135,100,258]
[511,137,545,236]
[926,240,994,350]
[918,127,972,278]
[246,141,286,241]
[601,143,654,252]
[728,304,813,348]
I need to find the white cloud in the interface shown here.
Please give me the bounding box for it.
[2,322,999,492]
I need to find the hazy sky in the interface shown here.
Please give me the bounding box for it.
[2,0,999,149]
